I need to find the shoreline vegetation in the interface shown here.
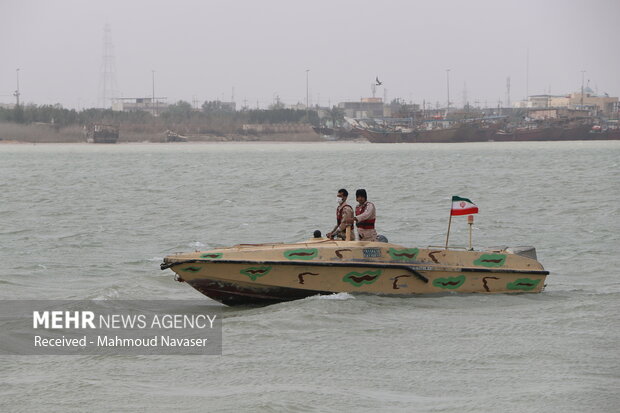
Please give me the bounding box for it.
[0,103,326,143]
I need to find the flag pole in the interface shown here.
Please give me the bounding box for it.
[468,215,474,250]
[445,213,452,250]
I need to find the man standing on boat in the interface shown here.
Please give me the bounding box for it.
[354,189,377,241]
[327,189,355,240]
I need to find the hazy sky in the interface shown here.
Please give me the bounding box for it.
[2,0,619,110]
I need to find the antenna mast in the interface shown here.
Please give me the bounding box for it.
[525,48,529,101]
[506,77,511,108]
[98,24,119,109]
[580,70,586,107]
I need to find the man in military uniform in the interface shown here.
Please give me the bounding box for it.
[327,189,355,240]
[353,189,377,242]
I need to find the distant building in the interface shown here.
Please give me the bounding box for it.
[515,88,618,116]
[548,95,570,108]
[338,97,384,118]
[112,97,169,116]
[568,87,617,115]
[522,108,590,121]
[530,95,557,108]
[526,108,559,120]
[515,95,571,109]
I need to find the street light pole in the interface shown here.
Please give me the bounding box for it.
[446,69,451,111]
[14,68,20,106]
[152,70,156,116]
[580,70,586,108]
[306,69,310,110]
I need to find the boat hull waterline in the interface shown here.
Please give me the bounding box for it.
[161,240,548,306]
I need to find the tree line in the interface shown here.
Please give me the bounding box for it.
[0,100,323,134]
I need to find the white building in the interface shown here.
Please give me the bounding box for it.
[514,87,618,116]
[112,97,169,116]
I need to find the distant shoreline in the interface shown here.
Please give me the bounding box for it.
[3,121,618,145]
[0,140,350,145]
[0,122,325,144]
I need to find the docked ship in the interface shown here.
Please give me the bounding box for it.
[356,117,507,143]
[494,125,557,141]
[330,106,620,143]
[360,126,460,143]
[494,121,602,141]
[356,119,461,143]
[587,124,620,140]
[455,120,505,142]
[161,239,548,306]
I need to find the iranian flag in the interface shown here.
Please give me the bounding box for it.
[450,196,479,216]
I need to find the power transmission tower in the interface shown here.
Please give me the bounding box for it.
[97,24,119,109]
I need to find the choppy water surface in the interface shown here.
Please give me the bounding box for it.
[0,141,619,412]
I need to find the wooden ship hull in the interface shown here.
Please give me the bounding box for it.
[360,127,460,143]
[586,128,620,140]
[493,123,619,141]
[161,240,548,306]
[493,127,556,141]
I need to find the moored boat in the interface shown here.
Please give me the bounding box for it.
[454,120,504,142]
[494,125,557,141]
[588,125,620,140]
[161,239,548,306]
[360,125,460,143]
[88,124,119,143]
[494,122,616,141]
[165,130,189,142]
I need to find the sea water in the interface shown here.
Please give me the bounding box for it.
[0,141,618,412]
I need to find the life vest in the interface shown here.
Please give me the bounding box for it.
[355,202,376,229]
[337,204,353,226]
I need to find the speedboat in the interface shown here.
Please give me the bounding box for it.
[161,239,548,306]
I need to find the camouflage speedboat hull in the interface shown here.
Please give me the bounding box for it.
[161,240,548,306]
